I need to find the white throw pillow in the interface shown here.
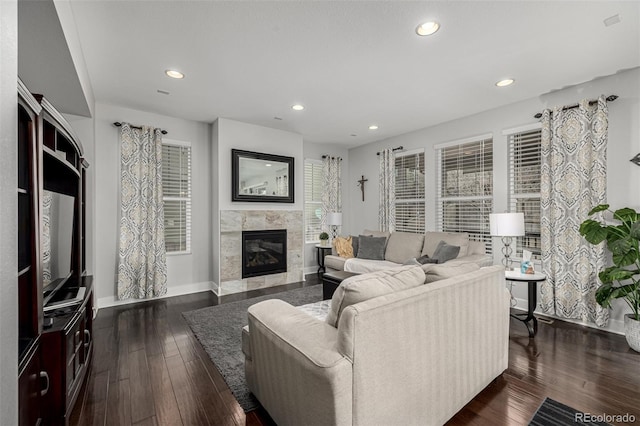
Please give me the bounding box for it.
[325,265,426,327]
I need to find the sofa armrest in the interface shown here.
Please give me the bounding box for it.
[247,299,353,425]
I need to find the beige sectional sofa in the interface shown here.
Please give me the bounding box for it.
[243,265,509,425]
[325,230,492,277]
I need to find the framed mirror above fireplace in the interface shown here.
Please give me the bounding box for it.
[232,149,294,203]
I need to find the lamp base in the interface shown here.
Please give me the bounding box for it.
[501,236,514,271]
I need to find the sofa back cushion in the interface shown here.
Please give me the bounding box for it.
[422,232,469,258]
[384,232,425,264]
[326,265,425,327]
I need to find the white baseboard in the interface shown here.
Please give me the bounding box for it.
[511,296,625,335]
[304,265,318,276]
[96,281,214,310]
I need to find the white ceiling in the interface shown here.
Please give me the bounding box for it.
[27,1,640,146]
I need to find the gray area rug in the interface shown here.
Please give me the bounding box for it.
[182,285,322,412]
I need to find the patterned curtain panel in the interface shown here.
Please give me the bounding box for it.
[117,123,168,300]
[540,95,609,326]
[378,148,396,232]
[321,155,342,233]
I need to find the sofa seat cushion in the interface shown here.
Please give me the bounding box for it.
[344,258,400,274]
[421,262,480,283]
[326,265,425,327]
[422,232,470,258]
[384,231,425,264]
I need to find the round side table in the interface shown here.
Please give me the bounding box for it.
[505,271,546,338]
[315,244,332,275]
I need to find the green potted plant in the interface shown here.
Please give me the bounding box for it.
[580,204,640,352]
[319,232,330,246]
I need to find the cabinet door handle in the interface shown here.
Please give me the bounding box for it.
[39,371,49,396]
[84,329,91,349]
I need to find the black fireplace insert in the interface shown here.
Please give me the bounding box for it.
[242,229,287,278]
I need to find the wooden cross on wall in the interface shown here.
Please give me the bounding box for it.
[357,175,368,201]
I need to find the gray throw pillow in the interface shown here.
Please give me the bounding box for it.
[431,240,460,263]
[356,235,386,260]
[403,257,421,266]
[417,254,438,264]
[351,236,359,258]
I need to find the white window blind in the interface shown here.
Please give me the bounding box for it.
[162,142,191,253]
[508,127,542,258]
[436,136,493,253]
[304,160,323,242]
[395,150,425,233]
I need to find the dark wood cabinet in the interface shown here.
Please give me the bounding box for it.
[17,79,92,426]
[41,278,93,425]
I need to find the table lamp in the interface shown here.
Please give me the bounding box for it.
[490,212,525,270]
[326,212,342,240]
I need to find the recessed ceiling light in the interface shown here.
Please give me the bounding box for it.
[369,125,379,130]
[265,163,272,167]
[291,104,305,111]
[495,78,515,87]
[165,69,184,79]
[416,21,440,36]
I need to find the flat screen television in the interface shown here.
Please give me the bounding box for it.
[42,189,76,306]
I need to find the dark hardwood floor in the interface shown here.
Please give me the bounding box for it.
[71,275,640,425]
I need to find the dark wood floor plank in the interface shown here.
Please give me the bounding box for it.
[71,275,640,426]
[184,358,236,426]
[105,378,132,426]
[76,370,109,426]
[147,354,183,426]
[165,354,211,425]
[128,349,156,423]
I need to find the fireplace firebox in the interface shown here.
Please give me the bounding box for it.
[242,229,287,278]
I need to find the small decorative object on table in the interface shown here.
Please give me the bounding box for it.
[319,232,329,247]
[520,249,535,274]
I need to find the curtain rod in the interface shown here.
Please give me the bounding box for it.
[533,95,618,119]
[376,146,404,156]
[321,155,343,159]
[113,121,168,135]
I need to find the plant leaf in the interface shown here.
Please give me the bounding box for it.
[609,237,633,256]
[595,283,615,308]
[599,267,636,283]
[614,207,639,224]
[588,204,609,216]
[630,221,640,239]
[579,219,608,244]
[612,249,638,267]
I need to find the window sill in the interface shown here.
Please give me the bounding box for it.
[167,251,192,256]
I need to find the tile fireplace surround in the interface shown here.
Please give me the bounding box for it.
[218,210,304,295]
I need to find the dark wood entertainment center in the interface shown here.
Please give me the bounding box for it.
[18,79,93,426]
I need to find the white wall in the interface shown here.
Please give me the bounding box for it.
[345,68,640,334]
[93,102,211,307]
[211,118,304,288]
[302,141,350,272]
[0,1,18,423]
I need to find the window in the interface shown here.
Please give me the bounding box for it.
[304,159,323,242]
[508,126,542,258]
[162,141,191,253]
[436,135,493,253]
[395,149,425,233]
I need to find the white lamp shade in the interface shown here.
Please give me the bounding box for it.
[326,212,342,226]
[490,212,525,237]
